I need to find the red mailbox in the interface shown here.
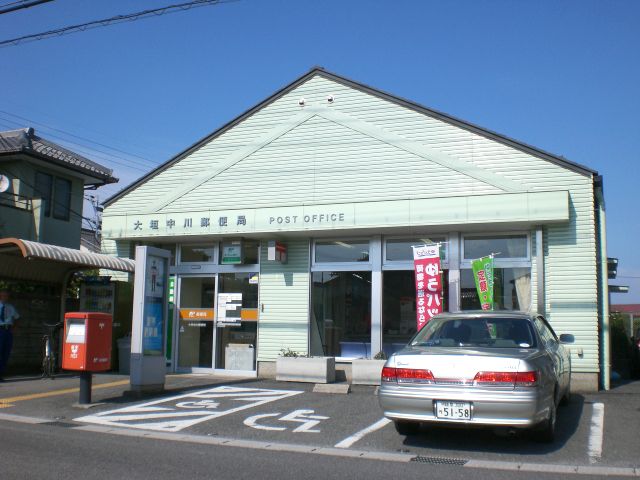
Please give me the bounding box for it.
[62,312,113,372]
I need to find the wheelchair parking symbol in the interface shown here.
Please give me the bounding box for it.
[244,409,329,433]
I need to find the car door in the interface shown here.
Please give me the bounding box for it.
[534,316,565,395]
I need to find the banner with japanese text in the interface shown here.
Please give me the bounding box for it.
[412,244,443,331]
[472,256,494,310]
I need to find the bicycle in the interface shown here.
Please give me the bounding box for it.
[42,321,62,379]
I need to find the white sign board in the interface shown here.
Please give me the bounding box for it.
[217,292,242,325]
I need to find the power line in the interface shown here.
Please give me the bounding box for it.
[0,0,236,48]
[0,110,159,167]
[0,0,53,15]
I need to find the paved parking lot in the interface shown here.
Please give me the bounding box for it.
[1,374,639,473]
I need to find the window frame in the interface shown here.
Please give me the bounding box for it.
[382,235,449,271]
[311,238,373,272]
[178,242,219,265]
[52,176,72,221]
[460,232,531,269]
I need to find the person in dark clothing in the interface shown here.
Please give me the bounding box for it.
[0,289,19,381]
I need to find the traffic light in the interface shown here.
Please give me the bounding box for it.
[607,258,618,280]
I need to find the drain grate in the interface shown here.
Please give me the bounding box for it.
[410,455,467,466]
[41,421,76,428]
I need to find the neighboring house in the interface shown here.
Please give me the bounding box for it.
[0,127,119,374]
[101,68,609,390]
[80,227,102,253]
[0,127,117,248]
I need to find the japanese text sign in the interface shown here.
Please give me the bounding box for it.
[472,256,494,310]
[412,244,443,331]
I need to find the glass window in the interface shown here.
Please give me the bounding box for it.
[218,272,259,309]
[382,270,449,355]
[385,237,447,262]
[242,239,259,264]
[180,244,216,263]
[218,239,259,264]
[460,268,531,311]
[52,177,72,220]
[315,240,370,263]
[311,271,372,358]
[463,234,528,260]
[410,316,538,349]
[34,172,52,217]
[534,317,558,346]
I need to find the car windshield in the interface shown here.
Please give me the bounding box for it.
[410,317,537,349]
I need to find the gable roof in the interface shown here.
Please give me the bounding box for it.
[0,127,118,185]
[104,67,597,207]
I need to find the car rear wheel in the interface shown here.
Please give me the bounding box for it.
[394,420,420,436]
[533,401,557,443]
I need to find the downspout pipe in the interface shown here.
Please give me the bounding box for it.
[594,175,610,391]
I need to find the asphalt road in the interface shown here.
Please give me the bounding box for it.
[2,375,639,478]
[1,421,628,480]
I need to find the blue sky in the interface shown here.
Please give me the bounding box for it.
[1,0,638,302]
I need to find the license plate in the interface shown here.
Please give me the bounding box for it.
[435,401,472,420]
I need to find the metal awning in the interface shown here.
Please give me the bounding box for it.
[0,237,134,284]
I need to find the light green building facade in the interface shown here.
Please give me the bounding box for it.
[102,68,608,391]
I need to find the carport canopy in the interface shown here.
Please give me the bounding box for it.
[0,237,134,284]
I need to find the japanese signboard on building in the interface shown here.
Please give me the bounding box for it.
[221,240,243,264]
[412,244,443,331]
[472,256,494,310]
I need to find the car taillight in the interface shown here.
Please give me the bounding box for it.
[381,367,397,382]
[514,371,538,387]
[381,367,434,383]
[473,371,537,387]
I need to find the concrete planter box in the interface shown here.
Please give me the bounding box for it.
[276,356,335,383]
[351,359,387,385]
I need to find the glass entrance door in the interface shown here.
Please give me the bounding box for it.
[177,275,216,370]
[214,273,259,371]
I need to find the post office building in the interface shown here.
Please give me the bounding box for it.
[101,68,609,391]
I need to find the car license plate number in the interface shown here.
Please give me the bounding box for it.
[435,401,472,420]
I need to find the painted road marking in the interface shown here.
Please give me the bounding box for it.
[587,402,604,464]
[334,418,391,448]
[244,413,285,431]
[244,409,329,433]
[74,386,303,432]
[0,379,130,408]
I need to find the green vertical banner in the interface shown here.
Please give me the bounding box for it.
[166,275,175,362]
[472,256,494,310]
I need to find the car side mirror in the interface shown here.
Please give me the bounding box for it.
[559,334,575,344]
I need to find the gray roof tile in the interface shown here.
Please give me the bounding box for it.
[0,127,117,184]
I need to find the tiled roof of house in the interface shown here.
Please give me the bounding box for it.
[0,127,117,184]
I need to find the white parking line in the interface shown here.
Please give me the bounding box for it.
[334,418,391,449]
[587,403,604,464]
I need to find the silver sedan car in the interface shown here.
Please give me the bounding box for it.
[378,312,573,442]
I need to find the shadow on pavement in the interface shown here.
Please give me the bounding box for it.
[401,394,585,456]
